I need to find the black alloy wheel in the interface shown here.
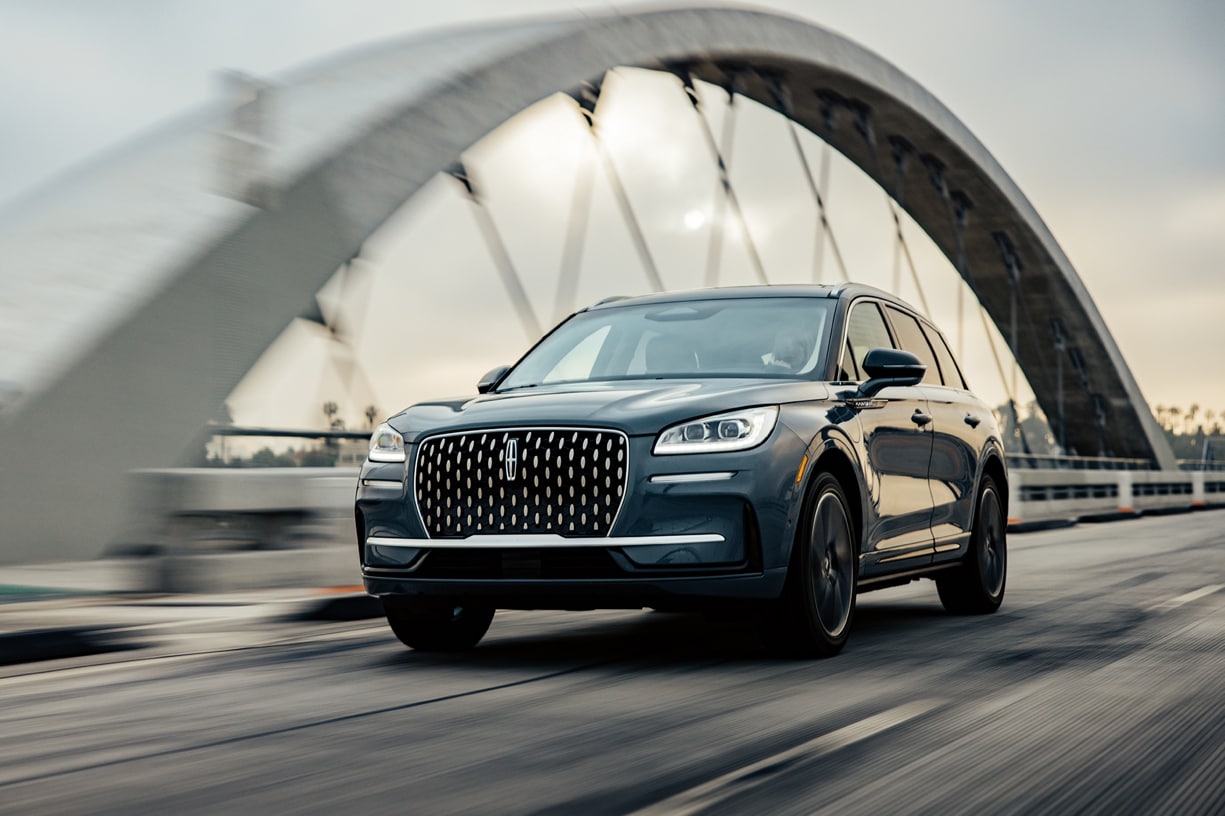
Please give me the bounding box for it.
[383,598,495,651]
[937,475,1007,614]
[764,472,857,658]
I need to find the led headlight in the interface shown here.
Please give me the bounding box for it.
[654,406,778,455]
[368,422,406,463]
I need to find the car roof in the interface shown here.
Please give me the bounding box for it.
[582,283,923,316]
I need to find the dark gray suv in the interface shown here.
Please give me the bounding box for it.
[357,284,1007,657]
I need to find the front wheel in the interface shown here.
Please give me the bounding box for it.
[383,598,495,652]
[937,476,1007,614]
[762,472,857,658]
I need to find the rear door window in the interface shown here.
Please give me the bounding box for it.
[884,307,941,385]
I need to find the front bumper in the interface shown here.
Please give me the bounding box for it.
[356,421,810,608]
[365,532,740,568]
[360,527,784,608]
[362,567,789,610]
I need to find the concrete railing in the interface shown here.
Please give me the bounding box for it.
[1008,468,1225,527]
[1006,453,1153,471]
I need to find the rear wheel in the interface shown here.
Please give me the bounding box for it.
[937,476,1007,614]
[383,598,495,651]
[762,472,857,658]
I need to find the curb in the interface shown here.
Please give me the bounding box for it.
[289,592,383,622]
[1007,518,1077,533]
[1078,510,1143,524]
[0,626,138,667]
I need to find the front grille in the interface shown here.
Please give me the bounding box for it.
[414,427,628,538]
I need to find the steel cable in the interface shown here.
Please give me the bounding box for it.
[675,68,768,284]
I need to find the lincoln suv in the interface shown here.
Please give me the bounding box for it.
[356,284,1007,657]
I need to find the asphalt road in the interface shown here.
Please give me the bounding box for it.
[3,512,1224,815]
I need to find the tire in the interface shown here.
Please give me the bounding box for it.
[937,476,1007,614]
[382,598,495,652]
[762,472,857,658]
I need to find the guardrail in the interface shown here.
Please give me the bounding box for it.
[1178,459,1225,472]
[118,449,1225,591]
[1006,453,1153,471]
[1007,467,1225,527]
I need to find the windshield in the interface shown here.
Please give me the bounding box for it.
[499,297,835,390]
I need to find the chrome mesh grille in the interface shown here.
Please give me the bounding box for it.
[414,428,628,538]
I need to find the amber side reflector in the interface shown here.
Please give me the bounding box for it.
[795,455,809,484]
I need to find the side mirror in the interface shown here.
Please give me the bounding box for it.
[856,348,925,398]
[477,365,511,394]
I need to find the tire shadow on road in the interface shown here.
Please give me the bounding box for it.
[366,599,989,672]
[367,610,773,671]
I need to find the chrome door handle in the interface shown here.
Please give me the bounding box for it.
[911,410,932,427]
[964,414,981,428]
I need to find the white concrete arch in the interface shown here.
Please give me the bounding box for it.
[0,6,1172,561]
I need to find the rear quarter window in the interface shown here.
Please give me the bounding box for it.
[923,323,968,389]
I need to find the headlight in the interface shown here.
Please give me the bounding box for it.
[654,406,779,455]
[368,423,406,463]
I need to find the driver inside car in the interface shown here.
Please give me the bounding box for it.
[762,325,813,371]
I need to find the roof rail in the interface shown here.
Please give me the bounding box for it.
[590,295,631,307]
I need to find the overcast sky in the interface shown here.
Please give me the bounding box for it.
[3,0,1224,430]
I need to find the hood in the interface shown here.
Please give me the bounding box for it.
[388,379,830,441]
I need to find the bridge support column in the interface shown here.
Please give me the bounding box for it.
[1192,472,1206,507]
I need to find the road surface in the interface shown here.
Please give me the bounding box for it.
[2,512,1224,814]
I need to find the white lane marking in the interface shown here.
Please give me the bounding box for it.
[631,699,942,816]
[1149,584,1224,612]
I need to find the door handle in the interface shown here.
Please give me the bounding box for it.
[964,414,981,428]
[911,409,932,427]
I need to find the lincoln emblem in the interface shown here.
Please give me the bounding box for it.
[504,438,519,480]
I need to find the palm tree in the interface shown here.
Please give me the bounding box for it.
[364,404,379,429]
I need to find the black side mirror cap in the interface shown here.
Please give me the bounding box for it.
[477,365,512,394]
[856,348,925,398]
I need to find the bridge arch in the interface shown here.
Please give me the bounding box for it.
[0,6,1173,561]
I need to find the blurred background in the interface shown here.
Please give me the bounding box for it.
[1,0,1223,581]
[4,5,1225,814]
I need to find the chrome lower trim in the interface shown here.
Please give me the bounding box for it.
[858,562,958,587]
[877,549,932,564]
[366,533,726,549]
[650,472,736,484]
[361,479,404,490]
